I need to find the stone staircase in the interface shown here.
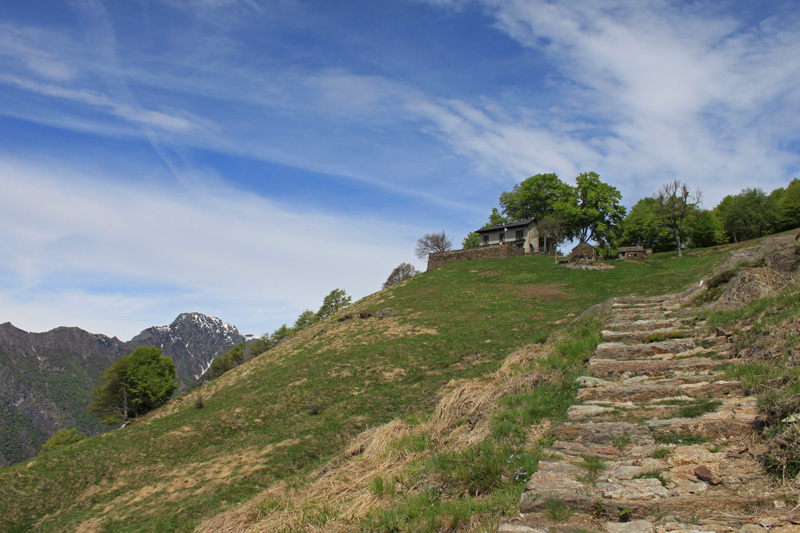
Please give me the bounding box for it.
[501,294,800,533]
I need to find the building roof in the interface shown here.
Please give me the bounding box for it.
[618,246,645,252]
[474,218,535,234]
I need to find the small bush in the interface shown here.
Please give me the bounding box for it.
[194,395,204,409]
[39,428,86,455]
[430,442,536,496]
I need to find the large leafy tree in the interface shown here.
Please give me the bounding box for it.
[498,173,571,222]
[657,180,701,258]
[561,172,626,244]
[88,346,177,425]
[486,208,509,227]
[778,178,800,231]
[620,197,672,251]
[688,209,726,248]
[538,214,567,254]
[716,188,777,242]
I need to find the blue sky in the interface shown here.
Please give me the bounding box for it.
[1,0,799,339]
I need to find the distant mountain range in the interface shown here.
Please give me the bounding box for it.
[0,313,246,466]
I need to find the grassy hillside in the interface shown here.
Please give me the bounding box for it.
[0,248,736,532]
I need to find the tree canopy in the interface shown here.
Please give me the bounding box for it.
[778,178,800,232]
[316,288,352,320]
[462,232,480,249]
[498,173,571,223]
[715,188,777,242]
[562,172,626,244]
[620,197,672,251]
[88,346,177,425]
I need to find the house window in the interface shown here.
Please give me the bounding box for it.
[515,230,523,241]
[482,234,489,245]
[499,233,505,244]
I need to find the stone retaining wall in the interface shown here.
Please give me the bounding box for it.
[426,245,526,271]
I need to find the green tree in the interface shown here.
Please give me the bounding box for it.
[270,324,294,345]
[462,232,480,249]
[498,173,571,222]
[293,310,318,330]
[88,346,177,425]
[561,172,626,244]
[779,178,800,231]
[538,214,566,254]
[39,428,86,455]
[204,342,247,381]
[316,288,352,320]
[657,180,701,258]
[688,209,726,248]
[486,208,508,226]
[620,197,672,251]
[716,188,776,242]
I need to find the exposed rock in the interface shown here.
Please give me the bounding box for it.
[604,520,656,532]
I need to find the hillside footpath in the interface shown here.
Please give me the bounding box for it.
[500,290,800,532]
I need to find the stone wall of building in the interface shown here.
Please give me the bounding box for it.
[426,245,526,271]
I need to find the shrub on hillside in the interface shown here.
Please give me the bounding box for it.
[39,428,86,455]
[383,262,418,289]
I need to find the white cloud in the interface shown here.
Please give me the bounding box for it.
[0,156,419,339]
[418,0,800,204]
[0,22,78,81]
[0,74,199,133]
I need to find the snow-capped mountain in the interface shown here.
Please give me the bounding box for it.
[0,313,246,466]
[129,312,245,385]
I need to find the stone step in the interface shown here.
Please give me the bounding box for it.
[576,380,741,403]
[604,319,689,332]
[609,308,673,320]
[551,422,655,448]
[647,399,759,439]
[588,357,720,378]
[595,339,697,359]
[601,327,701,344]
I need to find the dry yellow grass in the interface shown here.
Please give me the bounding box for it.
[194,342,553,532]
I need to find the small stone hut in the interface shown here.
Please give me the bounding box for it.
[618,246,647,260]
[571,241,599,262]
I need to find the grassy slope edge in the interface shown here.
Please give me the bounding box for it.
[0,247,736,532]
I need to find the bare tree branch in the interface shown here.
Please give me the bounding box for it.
[657,180,702,258]
[414,231,452,259]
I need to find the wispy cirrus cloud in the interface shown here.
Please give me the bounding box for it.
[418,0,800,202]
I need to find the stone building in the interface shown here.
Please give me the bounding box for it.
[571,241,599,262]
[474,218,539,253]
[618,246,647,260]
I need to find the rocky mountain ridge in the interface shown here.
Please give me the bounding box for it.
[0,313,245,466]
